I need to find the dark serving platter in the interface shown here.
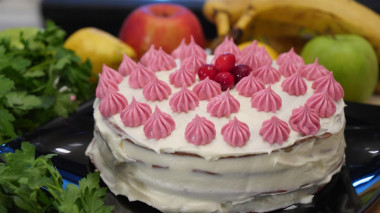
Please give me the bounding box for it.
[1,99,379,213]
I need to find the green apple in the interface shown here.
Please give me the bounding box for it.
[300,34,378,102]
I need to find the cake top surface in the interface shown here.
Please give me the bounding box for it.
[94,38,345,160]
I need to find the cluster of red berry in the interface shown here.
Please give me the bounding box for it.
[197,53,252,91]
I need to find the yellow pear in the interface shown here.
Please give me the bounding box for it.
[64,27,136,75]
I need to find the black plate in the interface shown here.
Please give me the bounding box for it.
[1,99,380,213]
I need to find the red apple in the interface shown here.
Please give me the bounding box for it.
[119,3,206,58]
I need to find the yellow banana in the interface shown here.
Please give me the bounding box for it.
[202,0,249,36]
[230,0,380,61]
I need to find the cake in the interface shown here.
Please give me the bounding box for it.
[85,37,346,213]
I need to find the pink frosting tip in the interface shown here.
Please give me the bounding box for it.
[279,59,302,77]
[169,63,196,87]
[181,54,206,73]
[207,89,240,118]
[185,115,216,145]
[182,36,207,61]
[300,58,329,81]
[102,64,123,84]
[236,72,265,97]
[251,85,282,112]
[306,91,336,118]
[260,116,290,145]
[213,37,241,61]
[120,97,152,127]
[252,63,281,84]
[146,47,177,72]
[289,105,320,136]
[96,73,119,99]
[140,44,158,66]
[171,38,188,60]
[312,72,344,101]
[237,49,262,70]
[143,77,172,101]
[144,106,175,140]
[241,40,259,55]
[128,63,156,88]
[277,47,304,66]
[192,77,222,100]
[99,90,128,117]
[169,86,199,112]
[281,70,307,96]
[221,117,250,147]
[118,53,137,76]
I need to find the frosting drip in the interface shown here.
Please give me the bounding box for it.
[128,63,156,89]
[207,89,240,118]
[169,86,199,112]
[118,53,137,76]
[306,91,336,118]
[289,105,320,136]
[253,63,281,84]
[96,74,119,99]
[251,85,282,112]
[102,64,123,84]
[120,97,152,127]
[312,72,344,101]
[221,117,250,147]
[140,45,158,66]
[143,106,176,140]
[183,36,207,61]
[171,38,188,60]
[185,115,216,146]
[235,72,265,97]
[260,116,290,145]
[99,90,128,117]
[300,58,329,81]
[214,37,241,60]
[281,70,307,96]
[169,64,196,87]
[147,47,177,72]
[143,77,172,101]
[277,47,304,66]
[192,77,222,100]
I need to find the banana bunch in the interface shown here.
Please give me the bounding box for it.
[203,0,380,62]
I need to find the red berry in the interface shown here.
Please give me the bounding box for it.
[215,53,236,73]
[214,72,235,91]
[198,64,219,80]
[230,64,253,84]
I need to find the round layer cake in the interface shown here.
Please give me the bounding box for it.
[86,37,346,213]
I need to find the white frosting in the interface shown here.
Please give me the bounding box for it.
[94,57,345,160]
[86,56,346,212]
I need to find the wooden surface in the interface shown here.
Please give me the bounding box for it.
[366,197,380,213]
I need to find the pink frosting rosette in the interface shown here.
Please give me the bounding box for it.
[235,72,265,97]
[252,63,281,84]
[192,77,222,100]
[221,117,250,147]
[99,90,128,117]
[312,72,344,101]
[128,63,156,89]
[102,64,123,84]
[185,115,216,146]
[171,38,188,60]
[281,70,307,96]
[143,77,172,101]
[182,36,207,61]
[181,55,206,73]
[169,63,196,87]
[120,97,152,127]
[306,91,336,118]
[241,40,259,55]
[96,73,119,99]
[146,47,177,72]
[118,53,137,76]
[276,47,304,66]
[169,86,199,112]
[214,37,241,60]
[279,59,302,77]
[289,105,320,136]
[237,50,262,70]
[140,44,158,66]
[207,89,240,118]
[251,85,282,112]
[260,116,290,145]
[144,106,175,140]
[300,58,329,81]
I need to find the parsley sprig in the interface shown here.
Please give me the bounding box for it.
[0,142,113,212]
[0,21,95,144]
